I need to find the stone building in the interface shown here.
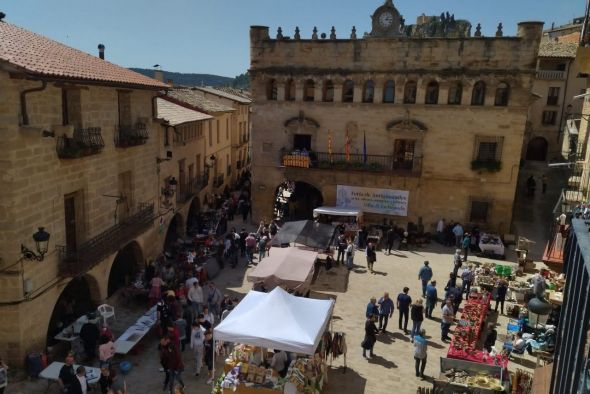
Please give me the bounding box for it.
[524,19,585,163]
[163,88,236,200]
[249,0,543,232]
[0,20,170,363]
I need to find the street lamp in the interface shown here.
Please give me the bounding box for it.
[21,227,51,261]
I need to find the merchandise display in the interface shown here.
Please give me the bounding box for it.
[441,369,504,391]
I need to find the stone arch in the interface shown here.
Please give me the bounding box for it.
[46,277,95,347]
[425,81,439,104]
[273,180,324,221]
[164,212,185,252]
[526,137,548,161]
[186,196,201,234]
[107,240,144,297]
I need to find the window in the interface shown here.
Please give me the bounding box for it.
[469,200,490,223]
[494,82,510,106]
[403,81,417,104]
[216,120,220,143]
[363,80,375,103]
[393,139,416,170]
[267,79,278,100]
[322,80,334,102]
[342,80,354,102]
[542,110,558,125]
[425,81,439,104]
[304,79,315,101]
[471,81,486,106]
[474,136,503,162]
[62,89,82,127]
[448,82,463,105]
[547,87,560,106]
[383,80,395,103]
[286,79,296,101]
[64,191,84,252]
[117,91,132,126]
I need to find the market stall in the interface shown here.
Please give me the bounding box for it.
[435,358,505,393]
[270,220,336,250]
[247,248,318,295]
[312,206,363,238]
[213,287,336,394]
[479,233,505,258]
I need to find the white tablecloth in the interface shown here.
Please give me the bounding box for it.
[479,234,505,256]
[114,305,157,354]
[54,315,100,342]
[39,362,101,384]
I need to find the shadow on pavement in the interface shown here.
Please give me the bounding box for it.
[367,354,397,369]
[324,366,367,393]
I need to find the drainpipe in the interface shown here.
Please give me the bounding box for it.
[20,80,47,125]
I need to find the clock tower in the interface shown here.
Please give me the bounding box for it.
[370,0,404,37]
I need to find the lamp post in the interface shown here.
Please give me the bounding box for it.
[21,227,51,261]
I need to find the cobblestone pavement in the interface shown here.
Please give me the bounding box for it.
[10,221,541,394]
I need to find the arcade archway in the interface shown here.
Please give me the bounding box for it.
[526,137,548,161]
[46,276,96,346]
[274,180,323,221]
[164,213,184,251]
[107,241,143,297]
[186,197,201,235]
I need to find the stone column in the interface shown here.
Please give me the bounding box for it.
[438,81,449,105]
[415,77,425,104]
[353,78,363,103]
[333,79,344,103]
[314,79,323,102]
[295,80,304,102]
[277,81,286,101]
[374,78,384,104]
[395,77,405,104]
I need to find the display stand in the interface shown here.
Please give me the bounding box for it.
[435,357,505,393]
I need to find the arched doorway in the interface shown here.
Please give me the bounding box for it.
[46,277,95,347]
[164,213,184,252]
[274,181,323,221]
[107,241,143,297]
[526,137,548,161]
[186,197,201,235]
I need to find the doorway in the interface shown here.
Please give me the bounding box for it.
[526,137,548,161]
[293,134,312,151]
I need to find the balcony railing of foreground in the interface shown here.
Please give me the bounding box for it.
[57,203,154,277]
[213,174,225,188]
[536,70,566,80]
[114,123,149,148]
[56,127,105,159]
[177,175,209,204]
[551,219,590,393]
[281,151,422,176]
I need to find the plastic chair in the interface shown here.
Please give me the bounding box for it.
[97,304,116,327]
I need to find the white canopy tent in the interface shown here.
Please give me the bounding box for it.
[214,287,334,355]
[312,206,362,218]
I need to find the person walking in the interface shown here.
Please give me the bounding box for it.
[452,223,464,248]
[336,234,347,264]
[345,239,355,270]
[444,272,457,298]
[410,299,425,342]
[245,233,256,264]
[484,323,497,352]
[386,227,396,255]
[365,242,376,273]
[377,292,394,332]
[460,264,474,300]
[161,335,185,393]
[69,366,88,394]
[452,249,463,278]
[461,233,471,261]
[494,279,508,315]
[362,315,379,359]
[441,299,454,342]
[425,281,438,318]
[58,352,77,393]
[204,330,215,384]
[188,281,203,317]
[190,320,205,377]
[207,282,223,320]
[397,287,412,334]
[365,297,379,318]
[417,261,433,297]
[258,236,268,262]
[413,329,428,379]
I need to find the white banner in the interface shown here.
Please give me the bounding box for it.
[336,185,409,216]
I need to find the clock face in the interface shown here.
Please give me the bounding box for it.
[379,12,394,28]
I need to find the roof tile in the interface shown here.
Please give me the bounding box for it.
[538,41,579,58]
[156,98,212,126]
[0,21,167,89]
[166,88,235,113]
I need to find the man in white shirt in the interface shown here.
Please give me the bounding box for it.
[441,299,454,342]
[270,349,289,377]
[74,366,88,394]
[436,218,445,243]
[188,281,203,318]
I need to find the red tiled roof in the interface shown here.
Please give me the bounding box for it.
[0,21,167,89]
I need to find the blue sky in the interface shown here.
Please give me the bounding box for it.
[2,0,584,77]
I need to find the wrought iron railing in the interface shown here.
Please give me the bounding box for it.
[57,203,154,277]
[281,151,422,176]
[536,70,566,80]
[213,174,225,188]
[56,127,105,159]
[114,123,149,148]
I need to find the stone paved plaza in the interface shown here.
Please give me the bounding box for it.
[11,219,542,394]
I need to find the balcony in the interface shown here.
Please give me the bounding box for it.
[536,70,566,80]
[114,123,149,148]
[213,174,225,188]
[56,127,104,159]
[281,151,422,176]
[57,203,154,277]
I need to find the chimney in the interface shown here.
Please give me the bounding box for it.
[154,70,164,82]
[98,43,105,60]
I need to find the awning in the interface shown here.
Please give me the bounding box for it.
[247,247,317,292]
[313,206,362,217]
[270,220,336,249]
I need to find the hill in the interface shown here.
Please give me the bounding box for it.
[129,68,249,89]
